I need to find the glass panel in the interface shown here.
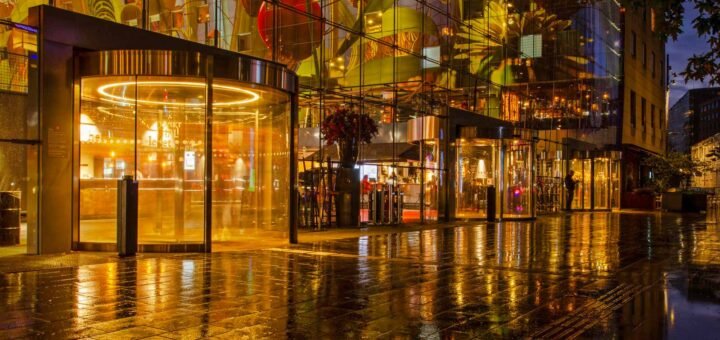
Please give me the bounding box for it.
[582,159,592,209]
[536,153,563,214]
[0,25,39,255]
[503,140,532,218]
[423,140,439,222]
[611,160,621,209]
[594,158,610,209]
[0,144,39,255]
[569,159,582,210]
[79,76,136,243]
[135,76,205,244]
[212,80,291,244]
[456,139,496,219]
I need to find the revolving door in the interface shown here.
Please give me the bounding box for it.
[75,50,297,252]
[455,128,535,220]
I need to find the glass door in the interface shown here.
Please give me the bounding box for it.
[456,139,496,219]
[502,140,533,218]
[593,158,610,209]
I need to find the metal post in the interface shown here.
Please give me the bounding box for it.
[117,175,138,257]
[289,91,299,243]
[204,56,213,253]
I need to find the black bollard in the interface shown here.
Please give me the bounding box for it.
[486,185,496,222]
[117,175,138,257]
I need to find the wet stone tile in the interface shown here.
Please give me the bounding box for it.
[0,213,718,338]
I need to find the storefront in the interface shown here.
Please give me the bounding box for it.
[23,7,297,254]
[75,50,296,251]
[566,151,621,211]
[454,127,536,220]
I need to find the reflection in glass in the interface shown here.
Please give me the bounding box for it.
[594,158,610,209]
[79,76,136,244]
[456,140,497,219]
[211,79,290,242]
[503,140,533,218]
[135,76,205,243]
[79,75,291,245]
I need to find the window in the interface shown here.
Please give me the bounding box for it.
[651,104,655,128]
[659,59,664,87]
[641,97,647,131]
[630,91,637,129]
[631,31,637,58]
[651,9,657,32]
[642,43,647,69]
[651,51,656,78]
[660,108,664,128]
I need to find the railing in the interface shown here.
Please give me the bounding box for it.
[0,50,29,94]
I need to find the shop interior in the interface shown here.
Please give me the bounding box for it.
[78,75,292,247]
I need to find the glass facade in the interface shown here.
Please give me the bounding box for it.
[455,134,534,220]
[76,51,294,248]
[0,0,635,254]
[43,1,623,211]
[0,21,38,255]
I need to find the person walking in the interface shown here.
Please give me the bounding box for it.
[565,170,577,211]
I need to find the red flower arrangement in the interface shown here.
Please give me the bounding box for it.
[320,107,379,167]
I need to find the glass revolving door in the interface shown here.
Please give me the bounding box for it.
[76,50,296,251]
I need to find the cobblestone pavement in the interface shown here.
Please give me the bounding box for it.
[1,212,719,339]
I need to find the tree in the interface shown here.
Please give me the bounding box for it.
[626,0,720,85]
[642,152,708,193]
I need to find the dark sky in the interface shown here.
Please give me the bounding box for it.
[667,3,709,106]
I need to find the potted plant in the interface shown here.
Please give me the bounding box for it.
[320,106,378,227]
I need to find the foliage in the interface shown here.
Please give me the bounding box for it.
[624,0,720,85]
[453,0,577,85]
[642,152,708,192]
[320,107,379,147]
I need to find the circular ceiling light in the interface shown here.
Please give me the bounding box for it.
[97,81,259,107]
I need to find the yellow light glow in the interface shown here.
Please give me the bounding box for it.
[80,114,100,142]
[97,81,259,107]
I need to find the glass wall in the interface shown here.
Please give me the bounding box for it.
[569,159,591,210]
[593,158,610,210]
[502,139,533,218]
[456,140,497,219]
[79,76,207,244]
[0,20,38,255]
[567,156,616,210]
[456,136,534,219]
[0,0,627,230]
[78,70,292,246]
[211,80,291,242]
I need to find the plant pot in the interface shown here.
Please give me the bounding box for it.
[335,167,360,227]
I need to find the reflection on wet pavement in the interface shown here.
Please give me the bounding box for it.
[1,212,719,339]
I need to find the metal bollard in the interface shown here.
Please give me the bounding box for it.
[117,175,138,257]
[486,185,496,222]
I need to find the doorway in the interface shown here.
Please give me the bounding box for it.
[75,50,296,252]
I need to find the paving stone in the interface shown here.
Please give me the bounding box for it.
[0,212,718,338]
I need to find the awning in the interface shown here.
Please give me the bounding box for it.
[303,143,419,162]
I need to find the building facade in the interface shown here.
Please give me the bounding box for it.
[698,96,720,144]
[0,0,665,254]
[692,133,720,189]
[619,3,667,208]
[669,87,720,153]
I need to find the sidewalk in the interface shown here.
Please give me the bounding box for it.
[0,222,471,274]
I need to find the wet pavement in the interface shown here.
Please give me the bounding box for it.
[1,212,719,339]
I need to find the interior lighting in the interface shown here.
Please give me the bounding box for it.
[97,81,259,107]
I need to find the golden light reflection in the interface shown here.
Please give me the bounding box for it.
[97,81,260,106]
